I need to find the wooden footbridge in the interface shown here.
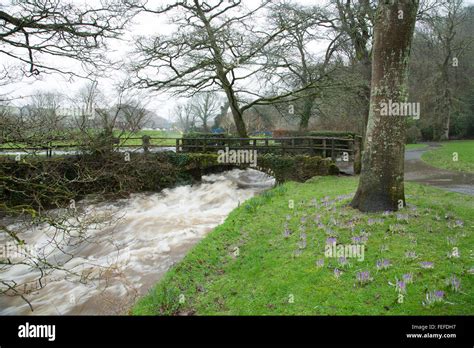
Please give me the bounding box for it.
[0,135,362,173]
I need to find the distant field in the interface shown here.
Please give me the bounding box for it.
[421,140,474,173]
[0,130,182,150]
[115,130,182,146]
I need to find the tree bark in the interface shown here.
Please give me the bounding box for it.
[194,1,248,138]
[351,0,419,212]
[441,62,451,140]
[299,97,315,131]
[222,83,248,138]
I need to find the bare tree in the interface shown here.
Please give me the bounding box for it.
[175,102,197,133]
[331,0,375,136]
[266,1,339,130]
[191,92,221,132]
[0,91,66,151]
[0,0,135,80]
[128,0,333,137]
[351,0,419,212]
[420,0,471,139]
[0,1,140,311]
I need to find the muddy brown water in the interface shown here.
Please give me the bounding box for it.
[0,169,275,315]
[1,144,472,314]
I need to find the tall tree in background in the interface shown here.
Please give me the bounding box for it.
[175,102,197,133]
[267,2,338,130]
[129,0,333,137]
[423,0,468,140]
[191,92,221,132]
[351,0,419,212]
[333,0,374,136]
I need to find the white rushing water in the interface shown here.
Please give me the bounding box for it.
[0,169,274,315]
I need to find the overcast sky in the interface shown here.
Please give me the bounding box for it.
[1,0,473,123]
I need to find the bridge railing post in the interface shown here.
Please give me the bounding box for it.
[331,138,335,161]
[142,135,151,153]
[353,136,362,174]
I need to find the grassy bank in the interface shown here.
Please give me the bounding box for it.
[406,143,428,150]
[421,140,474,173]
[132,176,473,315]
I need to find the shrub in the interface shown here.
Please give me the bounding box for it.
[406,125,422,144]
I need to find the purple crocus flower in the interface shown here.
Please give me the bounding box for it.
[300,217,307,224]
[447,275,461,292]
[326,237,337,245]
[376,259,391,270]
[434,290,444,299]
[338,257,348,266]
[356,271,372,284]
[346,220,356,229]
[423,290,445,306]
[334,268,342,278]
[315,259,324,268]
[454,219,464,228]
[396,280,406,294]
[420,261,434,269]
[283,228,292,238]
[352,236,362,244]
[402,273,413,284]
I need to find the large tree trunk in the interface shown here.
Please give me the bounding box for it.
[216,61,247,137]
[351,0,419,212]
[227,97,248,138]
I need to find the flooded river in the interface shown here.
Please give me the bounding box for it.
[0,169,274,315]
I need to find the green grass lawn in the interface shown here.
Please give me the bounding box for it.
[421,140,474,173]
[0,130,182,150]
[132,176,473,315]
[406,143,428,150]
[116,130,182,146]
